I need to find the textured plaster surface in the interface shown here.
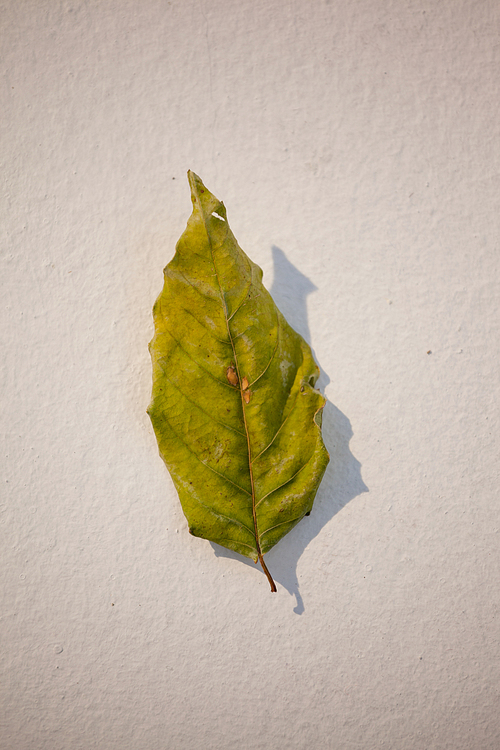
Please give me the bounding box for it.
[1,1,499,748]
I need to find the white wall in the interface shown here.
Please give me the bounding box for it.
[2,1,499,748]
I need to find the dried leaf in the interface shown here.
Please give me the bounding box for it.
[148,171,329,591]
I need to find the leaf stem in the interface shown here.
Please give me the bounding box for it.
[258,554,277,592]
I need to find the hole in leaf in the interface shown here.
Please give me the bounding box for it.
[212,212,225,221]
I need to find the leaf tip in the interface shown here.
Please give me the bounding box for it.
[187,169,205,197]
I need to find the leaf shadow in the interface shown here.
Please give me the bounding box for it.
[211,245,368,613]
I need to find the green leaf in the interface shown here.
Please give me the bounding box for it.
[148,171,329,591]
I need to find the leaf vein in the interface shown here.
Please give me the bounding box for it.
[193,503,255,538]
[194,192,264,564]
[217,538,257,551]
[180,305,231,345]
[249,311,280,387]
[159,318,238,391]
[168,266,219,301]
[259,515,304,539]
[227,282,252,322]
[255,454,315,508]
[252,390,300,463]
[158,371,246,438]
[162,413,252,496]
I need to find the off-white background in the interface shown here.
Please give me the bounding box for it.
[2,1,499,748]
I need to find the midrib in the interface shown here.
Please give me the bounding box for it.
[197,196,277,591]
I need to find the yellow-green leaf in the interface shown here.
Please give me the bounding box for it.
[148,171,329,591]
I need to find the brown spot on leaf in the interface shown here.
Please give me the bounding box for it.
[243,390,251,404]
[241,376,249,390]
[226,365,238,386]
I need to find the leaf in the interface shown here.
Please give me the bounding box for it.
[148,171,329,591]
